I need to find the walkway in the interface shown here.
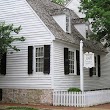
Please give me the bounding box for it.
[0,103,110,110]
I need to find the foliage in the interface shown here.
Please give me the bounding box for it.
[68,87,81,92]
[0,22,25,59]
[7,106,39,110]
[79,0,110,47]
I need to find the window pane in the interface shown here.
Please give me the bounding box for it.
[69,51,74,74]
[36,47,44,72]
[36,48,38,57]
[41,47,43,56]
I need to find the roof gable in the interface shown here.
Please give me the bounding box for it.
[26,0,107,53]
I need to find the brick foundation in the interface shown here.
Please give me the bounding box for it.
[1,89,53,105]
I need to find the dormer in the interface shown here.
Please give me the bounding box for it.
[73,18,87,38]
[66,0,85,18]
[53,14,71,33]
[74,23,86,38]
[74,19,93,39]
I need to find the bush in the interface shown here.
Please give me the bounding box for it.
[7,107,39,110]
[68,87,81,92]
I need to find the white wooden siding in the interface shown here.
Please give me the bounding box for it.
[84,52,110,90]
[0,0,110,91]
[53,41,110,91]
[0,0,54,89]
[53,41,80,90]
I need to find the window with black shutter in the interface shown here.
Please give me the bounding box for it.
[89,67,93,77]
[89,55,101,77]
[0,89,2,101]
[76,50,80,75]
[64,48,69,75]
[28,46,33,74]
[93,56,97,75]
[0,53,6,75]
[44,45,50,74]
[64,48,75,75]
[33,45,50,74]
[98,55,101,77]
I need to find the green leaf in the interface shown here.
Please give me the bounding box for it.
[80,0,110,46]
[0,22,25,60]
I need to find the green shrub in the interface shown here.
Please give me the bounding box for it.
[68,87,81,92]
[7,107,39,110]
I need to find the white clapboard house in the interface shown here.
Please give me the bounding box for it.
[0,0,110,105]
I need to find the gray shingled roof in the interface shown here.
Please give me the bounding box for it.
[26,0,107,53]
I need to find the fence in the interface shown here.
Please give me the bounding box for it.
[53,90,110,107]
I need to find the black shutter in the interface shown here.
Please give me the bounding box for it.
[0,89,2,101]
[98,55,101,77]
[76,50,80,75]
[64,48,69,75]
[0,53,6,75]
[28,46,33,74]
[44,45,50,74]
[89,68,93,77]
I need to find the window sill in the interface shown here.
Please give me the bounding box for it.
[91,75,99,78]
[34,72,44,75]
[35,72,50,75]
[68,73,77,76]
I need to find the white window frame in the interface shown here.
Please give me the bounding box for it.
[66,15,71,33]
[68,49,76,75]
[33,46,44,73]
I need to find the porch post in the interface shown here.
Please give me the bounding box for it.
[80,40,84,92]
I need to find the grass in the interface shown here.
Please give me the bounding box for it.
[6,107,39,110]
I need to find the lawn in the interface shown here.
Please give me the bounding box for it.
[4,107,39,110]
[0,106,50,110]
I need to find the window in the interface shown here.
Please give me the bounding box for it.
[89,55,101,77]
[35,47,44,72]
[64,48,77,75]
[28,45,50,74]
[93,56,97,75]
[69,51,74,74]
[86,25,89,37]
[66,16,71,33]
